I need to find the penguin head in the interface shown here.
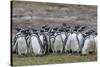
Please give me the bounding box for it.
[75,25,80,29]
[42,25,48,29]
[42,25,46,29]
[40,29,44,33]
[83,33,87,37]
[30,28,38,35]
[74,25,80,31]
[65,29,69,32]
[62,23,66,27]
[88,30,95,35]
[78,28,83,32]
[27,30,31,35]
[50,30,55,36]
[16,27,22,32]
[58,27,63,32]
[69,27,73,34]
[66,26,70,28]
[45,27,50,32]
[95,32,97,35]
[24,29,30,36]
[20,29,26,35]
[81,26,87,30]
[32,28,37,32]
[74,28,77,31]
[53,27,58,31]
[85,31,91,36]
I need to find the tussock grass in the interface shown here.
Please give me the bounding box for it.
[12,53,97,66]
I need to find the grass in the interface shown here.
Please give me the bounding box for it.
[12,53,97,66]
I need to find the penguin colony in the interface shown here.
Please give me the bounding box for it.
[12,24,97,56]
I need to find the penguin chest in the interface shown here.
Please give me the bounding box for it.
[71,33,79,51]
[17,37,27,53]
[54,35,63,50]
[31,36,41,54]
[78,34,84,47]
[61,33,66,42]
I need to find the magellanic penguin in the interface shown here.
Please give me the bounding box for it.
[82,31,97,55]
[53,28,64,54]
[39,29,48,55]
[13,30,28,55]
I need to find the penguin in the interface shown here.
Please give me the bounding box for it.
[82,31,97,55]
[30,33,44,56]
[77,32,84,53]
[49,31,55,53]
[39,29,48,54]
[65,27,80,54]
[64,32,72,53]
[13,30,28,55]
[53,29,63,54]
[70,32,80,53]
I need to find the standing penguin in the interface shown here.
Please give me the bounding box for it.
[82,31,96,55]
[44,31,51,53]
[65,26,80,54]
[53,29,63,54]
[64,27,73,53]
[39,29,48,54]
[70,25,81,53]
[49,31,55,53]
[77,32,84,53]
[70,32,80,53]
[64,32,72,53]
[13,27,22,53]
[30,34,44,56]
[13,30,28,55]
[77,26,87,53]
[61,32,67,44]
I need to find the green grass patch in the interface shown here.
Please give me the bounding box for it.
[12,53,97,66]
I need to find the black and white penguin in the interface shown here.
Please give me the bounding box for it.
[29,29,45,56]
[39,29,48,54]
[53,28,64,54]
[64,26,80,54]
[13,30,28,55]
[82,30,97,55]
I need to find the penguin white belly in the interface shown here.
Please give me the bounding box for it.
[78,33,84,47]
[54,35,63,53]
[31,36,42,55]
[82,36,96,55]
[71,33,79,52]
[50,37,55,51]
[17,37,27,55]
[82,38,90,55]
[89,36,96,52]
